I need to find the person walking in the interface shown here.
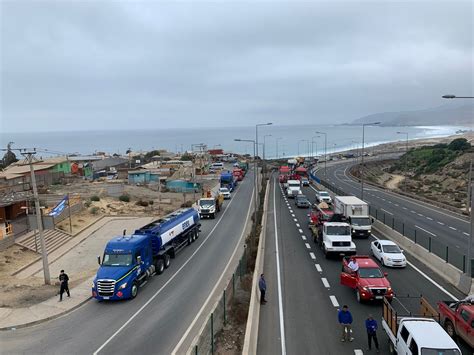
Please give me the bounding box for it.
[365,314,380,352]
[58,270,70,301]
[259,273,267,304]
[338,305,354,342]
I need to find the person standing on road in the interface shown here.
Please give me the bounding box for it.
[58,270,70,301]
[365,314,380,352]
[259,273,267,304]
[338,305,354,342]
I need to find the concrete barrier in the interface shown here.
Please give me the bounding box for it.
[242,179,271,355]
[373,220,474,294]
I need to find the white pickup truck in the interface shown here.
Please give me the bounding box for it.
[382,296,461,355]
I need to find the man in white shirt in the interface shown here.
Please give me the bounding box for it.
[348,258,359,272]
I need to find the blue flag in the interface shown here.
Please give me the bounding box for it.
[49,196,69,217]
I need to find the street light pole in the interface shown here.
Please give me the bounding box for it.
[397,132,409,192]
[360,122,381,200]
[256,123,272,205]
[276,138,283,160]
[315,131,327,178]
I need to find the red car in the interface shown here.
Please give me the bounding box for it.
[340,255,394,303]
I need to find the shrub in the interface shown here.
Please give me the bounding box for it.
[119,195,130,202]
[148,200,154,205]
[135,200,149,207]
[84,201,91,208]
[90,206,100,215]
[448,138,471,151]
[180,201,193,208]
[90,195,100,202]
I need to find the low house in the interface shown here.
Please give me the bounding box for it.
[128,169,161,185]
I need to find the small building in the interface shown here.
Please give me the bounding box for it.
[128,169,161,185]
[166,180,201,193]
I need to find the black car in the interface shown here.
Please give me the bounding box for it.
[295,194,311,208]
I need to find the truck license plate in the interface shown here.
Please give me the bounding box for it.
[375,296,383,299]
[103,296,109,300]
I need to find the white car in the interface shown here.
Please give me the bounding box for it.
[370,240,407,267]
[315,190,332,204]
[219,187,231,199]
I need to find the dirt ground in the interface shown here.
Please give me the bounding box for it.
[0,245,63,308]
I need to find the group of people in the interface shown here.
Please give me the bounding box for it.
[338,305,380,352]
[259,274,380,352]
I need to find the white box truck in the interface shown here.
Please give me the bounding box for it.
[334,196,372,238]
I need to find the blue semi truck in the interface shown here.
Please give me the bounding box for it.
[220,171,236,191]
[92,208,200,300]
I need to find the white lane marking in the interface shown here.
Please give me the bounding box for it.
[463,232,470,236]
[296,223,300,228]
[289,209,293,213]
[449,226,457,231]
[274,179,288,354]
[97,181,249,355]
[370,234,459,301]
[411,210,416,214]
[415,225,437,237]
[388,201,392,204]
[321,278,330,288]
[298,229,303,233]
[456,245,461,248]
[354,350,364,355]
[309,252,316,260]
[394,204,399,207]
[291,213,295,217]
[293,218,298,222]
[402,207,408,210]
[381,198,386,201]
[417,213,424,217]
[315,264,322,272]
[438,221,445,225]
[301,235,307,241]
[426,217,433,221]
[305,242,311,249]
[381,208,393,216]
[329,295,339,307]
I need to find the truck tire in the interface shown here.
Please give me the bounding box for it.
[211,213,215,219]
[444,320,456,339]
[131,282,139,299]
[164,254,171,269]
[156,259,165,275]
[195,229,200,240]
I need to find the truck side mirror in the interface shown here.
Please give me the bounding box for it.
[371,218,375,223]
[97,256,101,265]
[137,256,142,264]
[123,229,127,236]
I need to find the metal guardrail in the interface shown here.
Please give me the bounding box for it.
[309,172,473,277]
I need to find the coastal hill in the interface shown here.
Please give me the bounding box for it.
[351,102,474,126]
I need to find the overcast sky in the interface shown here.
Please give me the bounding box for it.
[1,0,472,132]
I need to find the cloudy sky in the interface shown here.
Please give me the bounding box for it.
[1,0,472,132]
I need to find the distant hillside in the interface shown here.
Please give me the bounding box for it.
[351,102,474,126]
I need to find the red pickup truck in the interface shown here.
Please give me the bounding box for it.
[438,297,474,349]
[340,255,394,303]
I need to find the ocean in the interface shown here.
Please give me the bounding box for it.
[0,124,470,159]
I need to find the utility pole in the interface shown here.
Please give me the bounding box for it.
[22,150,51,285]
[468,161,473,278]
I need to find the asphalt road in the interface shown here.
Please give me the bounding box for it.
[317,160,471,270]
[257,174,471,354]
[0,170,254,354]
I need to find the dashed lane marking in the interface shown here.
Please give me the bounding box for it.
[417,213,424,217]
[438,221,445,225]
[291,213,295,217]
[394,204,399,207]
[309,252,316,260]
[402,207,408,210]
[321,278,330,288]
[415,225,437,237]
[329,295,339,307]
[299,229,304,233]
[315,264,322,272]
[426,217,433,221]
[305,242,311,249]
[296,223,300,228]
[354,350,364,355]
[301,235,307,241]
[463,232,470,236]
[449,226,457,231]
[381,208,393,216]
[293,218,297,222]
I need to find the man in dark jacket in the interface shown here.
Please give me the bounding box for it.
[258,274,267,304]
[58,270,70,301]
[365,314,379,352]
[338,305,354,342]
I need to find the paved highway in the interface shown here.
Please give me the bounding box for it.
[318,160,470,269]
[0,170,254,354]
[258,174,471,354]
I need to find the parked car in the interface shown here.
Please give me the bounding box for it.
[370,240,407,267]
[301,178,310,186]
[340,255,394,302]
[219,187,231,199]
[315,190,332,204]
[295,194,310,208]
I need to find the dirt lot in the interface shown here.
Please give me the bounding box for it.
[0,245,61,308]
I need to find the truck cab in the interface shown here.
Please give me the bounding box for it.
[321,222,356,257]
[340,255,393,302]
[438,297,474,348]
[334,196,371,238]
[197,196,221,219]
[92,234,153,300]
[286,180,302,198]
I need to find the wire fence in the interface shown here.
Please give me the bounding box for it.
[310,172,473,277]
[191,245,250,355]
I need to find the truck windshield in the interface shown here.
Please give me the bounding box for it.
[421,349,460,355]
[326,226,350,235]
[102,253,133,266]
[382,245,402,253]
[358,267,383,278]
[289,182,300,187]
[351,217,371,226]
[319,192,329,197]
[199,200,212,207]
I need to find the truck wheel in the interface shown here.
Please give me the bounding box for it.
[156,259,165,275]
[164,254,171,269]
[211,213,215,219]
[195,229,200,240]
[131,282,139,299]
[444,320,456,338]
[187,233,193,245]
